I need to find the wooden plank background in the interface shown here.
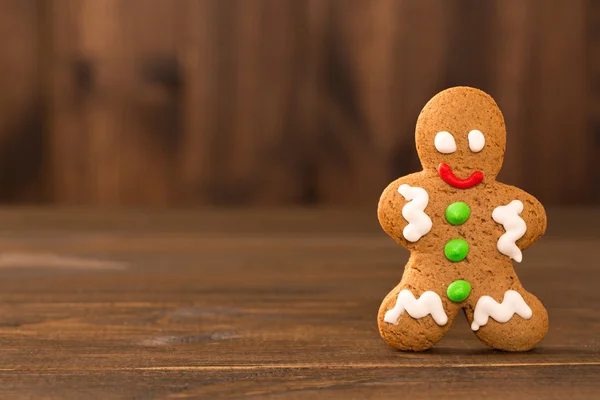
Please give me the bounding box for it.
[0,0,597,206]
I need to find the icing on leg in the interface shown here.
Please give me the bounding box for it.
[398,184,432,242]
[492,200,527,262]
[384,290,448,326]
[471,290,532,331]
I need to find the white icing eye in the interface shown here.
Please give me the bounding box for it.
[434,131,456,154]
[468,130,485,152]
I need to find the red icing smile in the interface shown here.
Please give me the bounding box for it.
[438,163,484,189]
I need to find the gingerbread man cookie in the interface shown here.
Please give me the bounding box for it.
[377,86,548,352]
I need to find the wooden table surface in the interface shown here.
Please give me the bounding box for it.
[0,208,598,399]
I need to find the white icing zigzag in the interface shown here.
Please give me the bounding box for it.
[471,290,532,331]
[492,200,527,262]
[384,290,448,326]
[398,184,432,242]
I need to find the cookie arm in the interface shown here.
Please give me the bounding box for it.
[515,190,547,250]
[377,172,428,248]
[498,184,547,251]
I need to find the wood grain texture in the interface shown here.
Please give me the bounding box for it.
[47,0,184,206]
[0,0,597,206]
[0,208,597,398]
[588,0,600,204]
[0,0,44,203]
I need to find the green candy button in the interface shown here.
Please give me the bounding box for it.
[444,239,469,262]
[446,202,471,225]
[447,280,471,302]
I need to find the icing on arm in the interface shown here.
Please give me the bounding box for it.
[471,290,532,331]
[492,200,527,262]
[384,290,448,326]
[398,184,432,242]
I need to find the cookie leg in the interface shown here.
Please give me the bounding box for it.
[378,279,460,351]
[465,287,548,351]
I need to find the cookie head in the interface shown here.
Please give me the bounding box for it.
[415,87,507,186]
